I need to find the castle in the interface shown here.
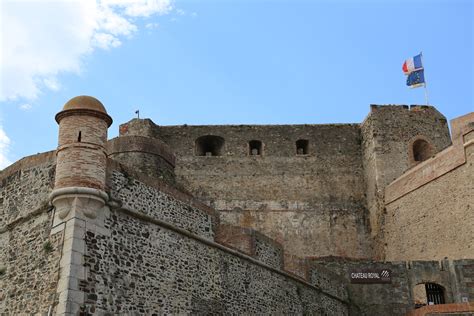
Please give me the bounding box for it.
[0,95,472,315]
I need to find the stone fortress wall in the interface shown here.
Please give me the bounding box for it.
[0,152,350,314]
[383,113,474,262]
[119,105,452,260]
[0,152,62,314]
[0,97,351,314]
[314,257,474,316]
[360,105,452,257]
[137,122,373,260]
[0,95,473,315]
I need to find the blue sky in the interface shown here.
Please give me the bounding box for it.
[0,0,473,168]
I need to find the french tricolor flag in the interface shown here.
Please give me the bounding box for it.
[402,53,423,75]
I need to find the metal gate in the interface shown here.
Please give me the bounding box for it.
[425,283,445,305]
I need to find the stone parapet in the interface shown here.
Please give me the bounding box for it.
[0,151,55,180]
[107,135,176,184]
[107,135,176,167]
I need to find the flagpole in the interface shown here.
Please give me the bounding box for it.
[420,52,430,105]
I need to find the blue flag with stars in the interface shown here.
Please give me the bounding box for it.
[406,69,425,88]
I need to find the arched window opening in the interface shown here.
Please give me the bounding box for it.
[77,131,82,142]
[413,283,445,308]
[249,140,262,156]
[296,139,309,155]
[413,139,433,162]
[195,135,225,156]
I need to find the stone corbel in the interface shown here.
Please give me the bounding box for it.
[50,187,109,220]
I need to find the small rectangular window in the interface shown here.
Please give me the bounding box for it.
[296,139,309,155]
[249,140,263,156]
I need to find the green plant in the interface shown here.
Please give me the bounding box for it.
[43,240,53,253]
[0,266,6,276]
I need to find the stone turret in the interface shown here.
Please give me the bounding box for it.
[50,95,112,220]
[49,96,113,314]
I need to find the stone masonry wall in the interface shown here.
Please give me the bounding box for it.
[108,169,215,239]
[0,211,62,314]
[384,142,474,261]
[0,152,55,227]
[81,210,349,314]
[315,257,474,315]
[107,135,176,185]
[0,152,63,314]
[452,260,474,302]
[79,165,351,314]
[119,121,372,259]
[360,105,452,258]
[315,257,413,316]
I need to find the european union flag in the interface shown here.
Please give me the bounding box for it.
[406,69,425,88]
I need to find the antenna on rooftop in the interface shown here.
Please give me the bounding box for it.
[135,109,140,119]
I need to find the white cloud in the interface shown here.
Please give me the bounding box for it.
[43,77,60,91]
[92,32,122,49]
[0,125,11,169]
[0,0,173,101]
[145,22,160,30]
[103,0,173,17]
[19,103,32,111]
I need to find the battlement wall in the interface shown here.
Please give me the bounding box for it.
[116,105,451,260]
[120,121,372,259]
[154,123,365,205]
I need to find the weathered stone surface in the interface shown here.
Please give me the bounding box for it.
[361,105,452,258]
[108,170,215,239]
[0,211,62,314]
[0,154,55,227]
[1,101,472,315]
[306,259,349,301]
[0,152,61,314]
[316,257,414,316]
[133,122,373,259]
[107,135,176,185]
[314,257,474,316]
[384,144,474,261]
[215,224,284,270]
[80,211,348,315]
